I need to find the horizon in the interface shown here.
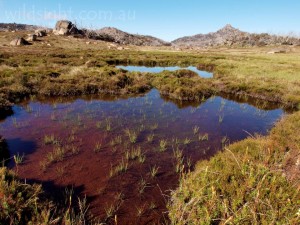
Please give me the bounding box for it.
[0,0,300,41]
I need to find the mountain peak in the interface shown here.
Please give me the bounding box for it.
[218,24,239,32]
[224,24,234,29]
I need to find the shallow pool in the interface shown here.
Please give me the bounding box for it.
[116,65,213,78]
[0,90,284,224]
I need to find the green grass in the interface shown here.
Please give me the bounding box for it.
[168,111,300,224]
[13,153,24,165]
[159,139,168,152]
[149,165,160,178]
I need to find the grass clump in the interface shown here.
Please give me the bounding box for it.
[125,128,138,143]
[94,142,102,153]
[109,158,129,178]
[44,134,60,145]
[149,165,160,178]
[159,139,168,152]
[13,153,24,165]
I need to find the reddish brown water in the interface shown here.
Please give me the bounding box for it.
[0,90,284,224]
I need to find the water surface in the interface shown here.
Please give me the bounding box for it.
[116,65,213,78]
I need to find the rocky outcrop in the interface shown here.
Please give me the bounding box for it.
[172,24,300,47]
[94,27,171,46]
[10,37,29,46]
[53,20,81,36]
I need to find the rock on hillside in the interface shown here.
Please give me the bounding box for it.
[94,27,171,46]
[172,24,300,47]
[10,37,29,46]
[53,20,82,36]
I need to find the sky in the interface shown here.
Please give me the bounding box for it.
[0,0,299,41]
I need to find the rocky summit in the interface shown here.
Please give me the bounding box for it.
[172,24,300,47]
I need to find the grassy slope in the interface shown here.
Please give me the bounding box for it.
[168,111,300,224]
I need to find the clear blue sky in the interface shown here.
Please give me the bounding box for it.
[0,0,299,41]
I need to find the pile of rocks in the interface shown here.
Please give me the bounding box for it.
[10,29,48,46]
[53,20,81,36]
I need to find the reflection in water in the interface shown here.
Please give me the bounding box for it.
[0,137,10,166]
[0,89,284,224]
[116,65,213,78]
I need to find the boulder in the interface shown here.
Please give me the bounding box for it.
[27,34,37,42]
[10,37,29,46]
[53,20,80,36]
[35,29,47,37]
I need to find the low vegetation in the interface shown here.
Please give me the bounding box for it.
[0,167,92,225]
[168,111,300,224]
[1,32,300,115]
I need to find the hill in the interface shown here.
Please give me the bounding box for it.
[94,27,171,46]
[0,23,42,31]
[172,24,300,47]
